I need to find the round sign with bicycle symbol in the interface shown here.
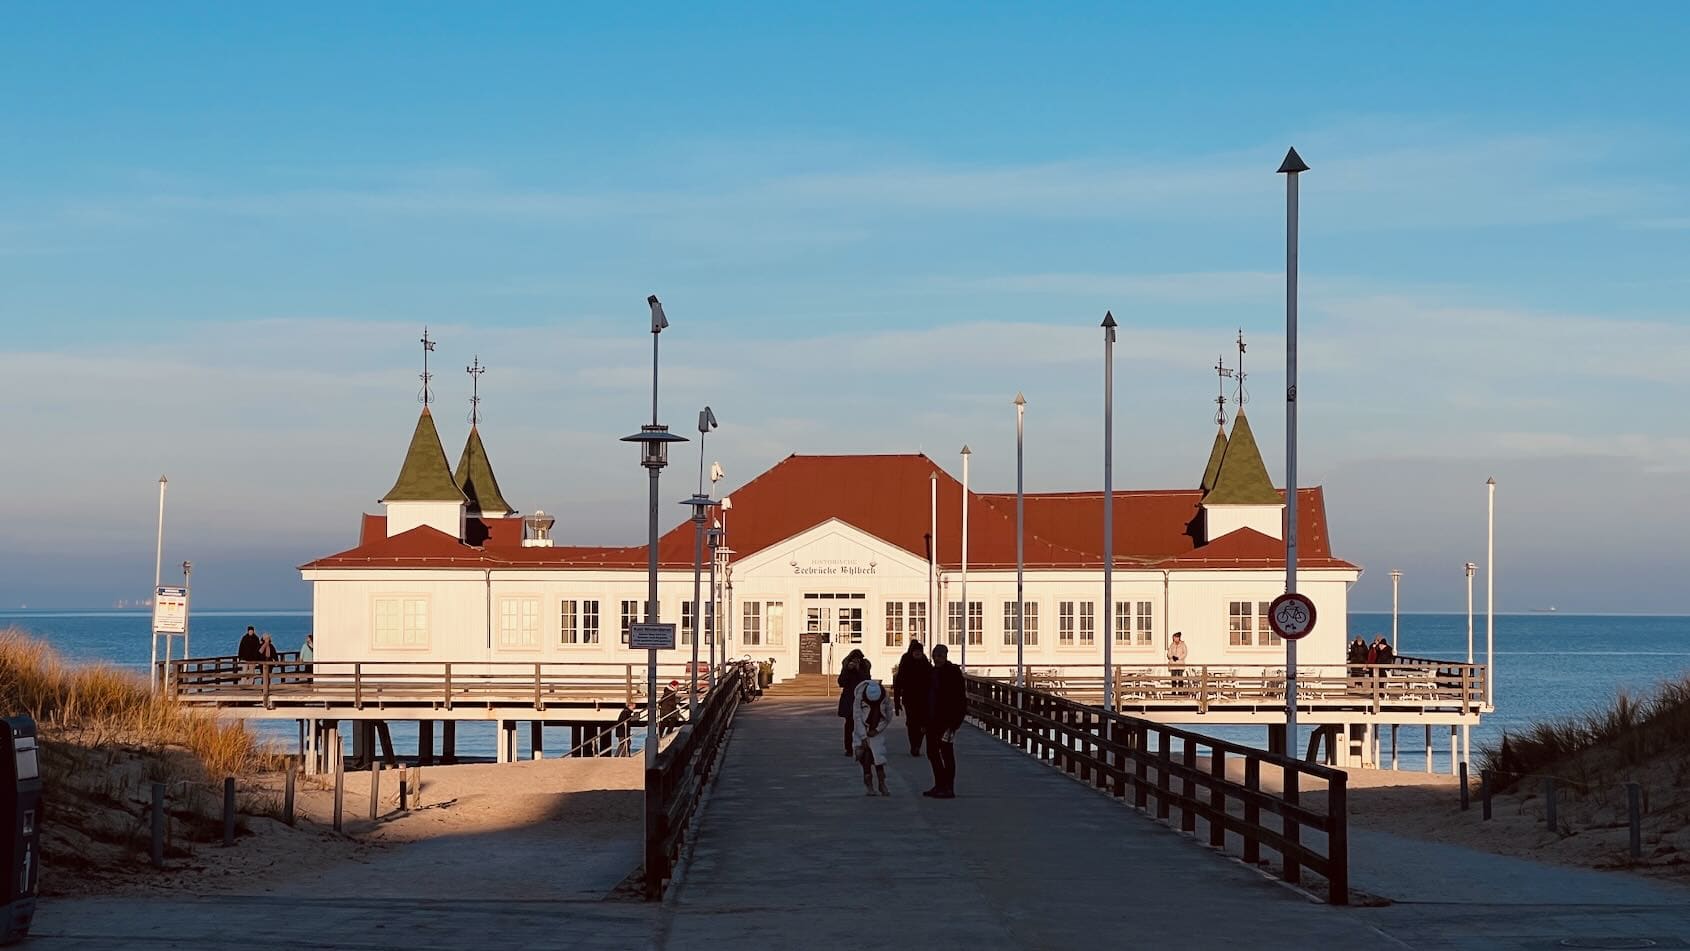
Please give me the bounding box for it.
[1267,592,1317,640]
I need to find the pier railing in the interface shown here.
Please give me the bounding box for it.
[965,674,1350,905]
[645,665,743,900]
[165,655,712,712]
[959,661,1485,717]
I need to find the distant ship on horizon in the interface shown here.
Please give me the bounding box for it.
[1529,606,1558,613]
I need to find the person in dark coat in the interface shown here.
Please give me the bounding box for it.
[237,625,263,684]
[837,650,868,756]
[924,644,966,799]
[893,640,934,756]
[659,680,681,735]
[1347,637,1369,682]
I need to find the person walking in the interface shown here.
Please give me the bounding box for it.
[659,680,681,735]
[924,644,965,799]
[853,679,894,796]
[837,649,868,756]
[893,640,933,756]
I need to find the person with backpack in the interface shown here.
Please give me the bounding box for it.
[853,679,894,796]
[924,644,966,799]
[837,649,868,756]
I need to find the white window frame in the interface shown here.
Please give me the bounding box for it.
[742,601,762,647]
[497,596,540,650]
[907,601,927,645]
[767,601,785,646]
[1058,600,1076,647]
[884,601,905,648]
[619,599,640,645]
[1003,600,1039,647]
[1078,600,1095,647]
[372,594,430,650]
[1135,601,1154,647]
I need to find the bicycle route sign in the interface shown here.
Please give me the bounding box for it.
[1267,592,1317,640]
[629,623,676,650]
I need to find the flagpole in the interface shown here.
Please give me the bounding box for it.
[1014,393,1026,688]
[1101,311,1116,711]
[152,475,167,691]
[960,446,971,671]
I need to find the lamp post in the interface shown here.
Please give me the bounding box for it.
[708,523,723,688]
[152,475,168,691]
[1279,146,1309,746]
[621,295,688,769]
[1464,562,1477,663]
[682,407,719,720]
[1390,569,1403,653]
[1486,477,1496,708]
[960,445,971,671]
[181,560,192,663]
[929,471,938,648]
[1101,310,1117,711]
[1014,392,1026,688]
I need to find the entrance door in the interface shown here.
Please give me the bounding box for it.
[799,608,825,674]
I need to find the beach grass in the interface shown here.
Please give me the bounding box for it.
[0,626,278,887]
[1481,672,1690,794]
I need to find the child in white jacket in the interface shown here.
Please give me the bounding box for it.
[853,679,894,796]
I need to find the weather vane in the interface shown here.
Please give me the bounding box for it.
[466,355,485,425]
[1234,329,1249,411]
[418,327,437,406]
[1214,354,1233,428]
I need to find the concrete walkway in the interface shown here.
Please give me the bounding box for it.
[659,700,1395,949]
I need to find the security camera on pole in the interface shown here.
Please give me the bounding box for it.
[682,407,719,721]
[621,296,687,769]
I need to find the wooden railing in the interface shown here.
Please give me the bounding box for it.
[959,661,1486,717]
[166,655,711,712]
[965,674,1350,905]
[645,665,743,900]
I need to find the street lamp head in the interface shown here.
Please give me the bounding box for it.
[681,493,720,523]
[621,423,688,469]
[1277,147,1310,174]
[698,406,718,433]
[1464,562,1477,577]
[648,295,669,334]
[1390,569,1403,581]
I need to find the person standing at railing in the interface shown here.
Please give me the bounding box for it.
[615,700,637,755]
[660,680,681,735]
[893,640,933,757]
[237,626,262,684]
[924,644,965,800]
[1166,632,1189,695]
[298,633,315,684]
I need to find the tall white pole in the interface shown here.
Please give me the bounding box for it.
[152,475,167,691]
[1101,311,1117,710]
[1390,569,1402,653]
[1279,147,1308,748]
[1486,477,1496,708]
[960,446,971,671]
[1465,563,1476,663]
[1015,393,1026,688]
[930,472,938,648]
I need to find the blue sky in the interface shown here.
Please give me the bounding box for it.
[3,3,1688,611]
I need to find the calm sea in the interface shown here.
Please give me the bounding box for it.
[3,610,1687,767]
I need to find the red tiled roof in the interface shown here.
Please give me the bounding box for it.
[305,453,1356,572]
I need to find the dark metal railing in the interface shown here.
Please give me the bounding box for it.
[965,674,1349,905]
[644,665,744,900]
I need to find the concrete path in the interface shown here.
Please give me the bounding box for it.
[660,699,1395,950]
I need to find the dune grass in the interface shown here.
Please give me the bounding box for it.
[1481,673,1690,794]
[0,627,279,886]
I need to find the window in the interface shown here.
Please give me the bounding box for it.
[742,602,762,646]
[1258,601,1280,647]
[1114,601,1132,644]
[374,597,428,648]
[582,600,600,645]
[680,602,715,646]
[1078,601,1095,646]
[1059,601,1076,646]
[619,600,639,644]
[885,602,904,648]
[1136,601,1154,646]
[559,599,599,645]
[499,598,539,648]
[967,601,983,646]
[1223,600,1283,648]
[836,606,863,645]
[946,602,962,646]
[767,601,785,646]
[907,601,927,644]
[1003,601,1039,647]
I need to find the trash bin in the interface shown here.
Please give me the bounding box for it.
[0,716,41,944]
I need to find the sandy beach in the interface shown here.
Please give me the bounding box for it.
[47,756,646,901]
